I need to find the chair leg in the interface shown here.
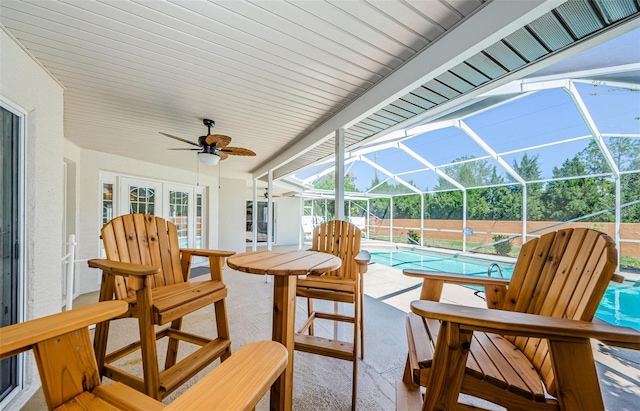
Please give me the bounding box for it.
[352,301,359,410]
[402,355,416,385]
[136,285,162,400]
[359,281,364,359]
[93,318,110,377]
[352,349,358,410]
[214,297,232,361]
[165,318,182,370]
[308,298,315,336]
[95,272,115,378]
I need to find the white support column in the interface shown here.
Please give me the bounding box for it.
[335,128,345,221]
[252,179,258,251]
[390,196,394,243]
[420,194,425,247]
[615,177,621,267]
[299,195,304,249]
[267,170,273,251]
[522,184,528,244]
[366,199,370,240]
[463,190,468,253]
[324,198,328,222]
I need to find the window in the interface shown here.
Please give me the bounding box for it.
[195,192,203,248]
[168,190,189,248]
[102,183,113,226]
[129,186,156,215]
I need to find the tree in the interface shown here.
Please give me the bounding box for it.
[313,172,358,192]
[312,172,360,219]
[392,194,422,219]
[425,191,463,220]
[542,156,614,221]
[511,153,544,221]
[435,155,498,190]
[621,172,640,223]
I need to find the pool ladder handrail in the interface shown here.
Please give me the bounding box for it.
[487,263,503,278]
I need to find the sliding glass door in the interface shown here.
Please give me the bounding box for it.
[1,106,21,403]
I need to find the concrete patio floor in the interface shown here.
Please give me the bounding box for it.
[20,244,640,410]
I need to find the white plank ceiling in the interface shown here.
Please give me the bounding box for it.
[0,0,484,179]
[2,0,638,182]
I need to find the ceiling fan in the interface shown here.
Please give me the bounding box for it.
[263,188,281,199]
[160,119,256,165]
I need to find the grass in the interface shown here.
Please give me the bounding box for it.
[620,256,640,273]
[367,234,522,257]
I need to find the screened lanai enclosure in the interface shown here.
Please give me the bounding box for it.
[278,28,640,274]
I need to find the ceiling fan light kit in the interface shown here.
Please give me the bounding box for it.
[160,118,256,165]
[198,152,221,165]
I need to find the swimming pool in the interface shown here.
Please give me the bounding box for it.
[370,250,640,330]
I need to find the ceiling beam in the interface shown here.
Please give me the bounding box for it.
[251,0,562,179]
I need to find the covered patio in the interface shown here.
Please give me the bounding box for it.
[1,0,639,409]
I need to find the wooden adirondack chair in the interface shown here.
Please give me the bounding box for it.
[295,220,370,410]
[397,228,640,410]
[88,214,235,400]
[0,301,288,411]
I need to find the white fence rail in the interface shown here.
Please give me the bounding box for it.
[61,234,77,310]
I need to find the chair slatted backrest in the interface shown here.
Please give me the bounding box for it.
[310,220,362,281]
[101,214,185,299]
[500,228,617,396]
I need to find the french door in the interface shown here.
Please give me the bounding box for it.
[109,176,204,250]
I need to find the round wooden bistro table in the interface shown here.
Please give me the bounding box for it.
[227,249,342,411]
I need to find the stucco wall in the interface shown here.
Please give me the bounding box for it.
[1,28,65,408]
[276,197,302,245]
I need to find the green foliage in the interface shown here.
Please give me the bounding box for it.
[542,156,615,222]
[392,194,421,219]
[312,172,360,218]
[314,172,359,192]
[407,230,420,244]
[426,191,463,219]
[435,156,502,190]
[492,235,513,256]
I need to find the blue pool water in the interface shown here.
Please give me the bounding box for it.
[370,250,640,330]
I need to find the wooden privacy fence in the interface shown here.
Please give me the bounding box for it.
[368,219,640,257]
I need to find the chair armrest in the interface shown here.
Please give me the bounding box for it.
[355,250,371,274]
[180,248,236,258]
[612,273,625,283]
[403,269,511,287]
[88,259,160,277]
[410,300,640,349]
[166,341,287,411]
[0,301,128,360]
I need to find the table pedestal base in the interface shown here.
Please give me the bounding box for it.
[270,275,296,411]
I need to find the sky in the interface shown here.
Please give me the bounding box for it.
[294,28,640,194]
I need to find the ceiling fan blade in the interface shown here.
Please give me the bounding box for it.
[216,151,230,160]
[159,132,200,147]
[218,146,256,156]
[168,148,202,151]
[205,134,232,147]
